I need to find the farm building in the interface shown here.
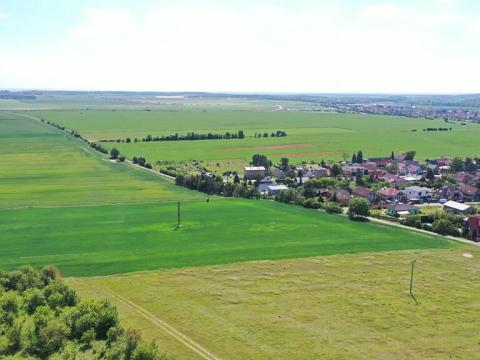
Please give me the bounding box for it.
[244,166,266,180]
[387,203,420,217]
[443,201,476,215]
[256,178,277,194]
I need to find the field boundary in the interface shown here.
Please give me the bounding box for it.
[104,289,221,360]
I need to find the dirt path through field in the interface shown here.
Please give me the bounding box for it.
[104,289,221,360]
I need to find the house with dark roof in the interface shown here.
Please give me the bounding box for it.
[352,187,377,202]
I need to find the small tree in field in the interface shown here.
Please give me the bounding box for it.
[110,148,120,159]
[348,198,370,220]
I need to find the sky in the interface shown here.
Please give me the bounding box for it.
[0,0,479,93]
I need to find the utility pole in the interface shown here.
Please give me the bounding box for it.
[176,201,181,229]
[409,260,419,305]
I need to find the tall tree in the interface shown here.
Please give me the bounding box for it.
[356,150,363,164]
[280,157,289,171]
[352,153,357,164]
[331,164,342,178]
[404,150,416,161]
[390,151,395,160]
[110,148,120,159]
[451,157,465,173]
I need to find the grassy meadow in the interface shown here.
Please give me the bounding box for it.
[30,109,480,173]
[0,112,202,208]
[69,247,480,359]
[0,199,455,277]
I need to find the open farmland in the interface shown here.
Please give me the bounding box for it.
[0,199,454,277]
[69,247,480,359]
[0,112,202,208]
[30,109,480,173]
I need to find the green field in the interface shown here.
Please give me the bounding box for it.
[69,247,480,359]
[0,112,202,208]
[30,109,480,173]
[0,199,454,277]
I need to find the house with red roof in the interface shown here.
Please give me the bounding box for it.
[467,215,480,242]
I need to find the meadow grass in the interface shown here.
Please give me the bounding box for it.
[68,247,480,359]
[0,199,454,277]
[0,112,202,208]
[31,110,480,173]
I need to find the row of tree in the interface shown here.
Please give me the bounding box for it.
[139,130,246,142]
[253,130,288,138]
[132,156,153,169]
[0,266,169,359]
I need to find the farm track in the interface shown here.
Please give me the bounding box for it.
[104,289,221,360]
[367,216,480,247]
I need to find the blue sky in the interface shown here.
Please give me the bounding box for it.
[0,0,479,93]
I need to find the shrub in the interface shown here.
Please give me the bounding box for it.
[347,198,370,219]
[323,202,343,214]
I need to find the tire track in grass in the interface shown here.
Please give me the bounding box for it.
[104,289,222,360]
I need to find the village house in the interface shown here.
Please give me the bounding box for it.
[386,203,420,217]
[367,157,390,167]
[333,189,351,206]
[459,184,480,202]
[244,166,266,180]
[443,201,476,215]
[352,187,377,202]
[468,215,480,241]
[271,167,286,180]
[404,186,432,203]
[312,166,330,178]
[377,187,407,203]
[436,185,464,202]
[454,172,475,184]
[255,177,277,193]
[266,184,289,197]
[341,164,366,177]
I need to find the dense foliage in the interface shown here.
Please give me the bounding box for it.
[0,266,168,360]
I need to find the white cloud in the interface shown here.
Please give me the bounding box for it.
[437,0,455,5]
[0,12,8,20]
[0,3,479,93]
[359,4,404,20]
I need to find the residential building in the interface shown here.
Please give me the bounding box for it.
[386,203,420,217]
[404,186,432,202]
[244,166,266,180]
[468,215,480,241]
[266,184,289,196]
[377,188,407,203]
[459,184,480,202]
[352,187,377,202]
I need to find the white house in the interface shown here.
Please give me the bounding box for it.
[404,186,432,202]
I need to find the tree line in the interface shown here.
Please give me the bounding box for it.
[0,266,169,359]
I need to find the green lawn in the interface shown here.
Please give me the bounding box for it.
[0,199,454,277]
[31,109,480,173]
[0,112,202,208]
